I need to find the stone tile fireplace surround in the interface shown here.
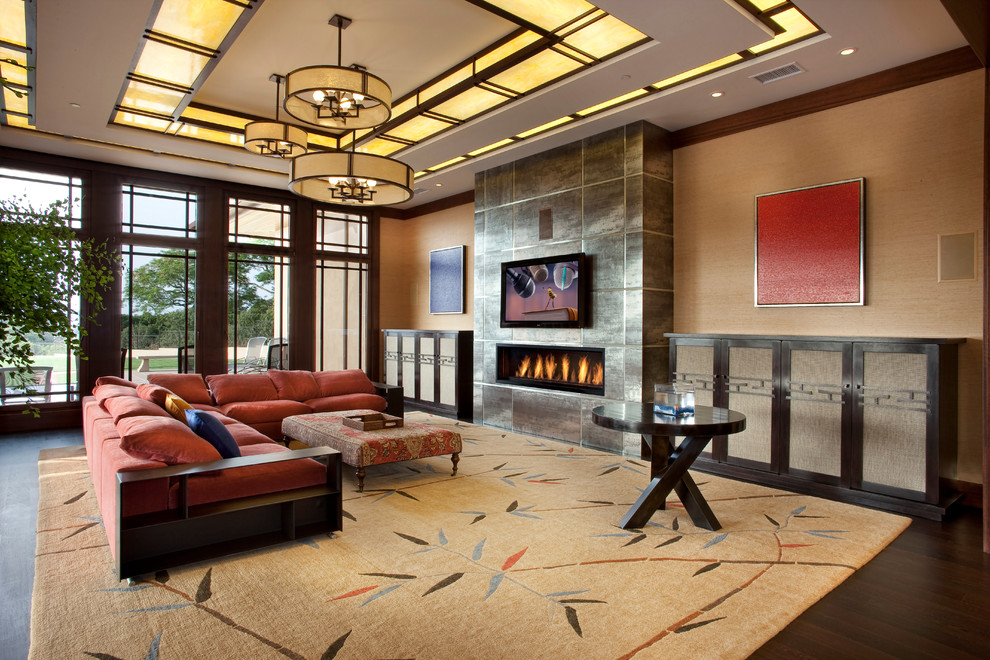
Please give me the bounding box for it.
[473,121,674,455]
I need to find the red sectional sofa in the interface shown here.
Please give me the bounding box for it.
[145,369,398,439]
[81,368,397,580]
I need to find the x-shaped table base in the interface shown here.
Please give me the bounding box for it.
[619,434,719,531]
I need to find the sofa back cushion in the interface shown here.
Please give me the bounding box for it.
[93,383,141,404]
[147,373,213,405]
[95,376,137,389]
[103,395,171,423]
[136,382,171,408]
[313,369,375,397]
[206,373,278,405]
[117,416,222,465]
[268,369,320,401]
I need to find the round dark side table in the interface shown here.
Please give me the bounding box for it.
[592,403,746,530]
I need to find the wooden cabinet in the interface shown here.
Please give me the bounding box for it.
[668,333,962,519]
[382,330,473,420]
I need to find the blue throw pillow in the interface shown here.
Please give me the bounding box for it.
[185,409,241,459]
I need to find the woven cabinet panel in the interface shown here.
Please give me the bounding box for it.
[673,345,715,407]
[439,337,456,406]
[787,349,843,476]
[861,351,928,492]
[384,334,399,386]
[726,347,774,464]
[420,336,436,403]
[401,336,417,398]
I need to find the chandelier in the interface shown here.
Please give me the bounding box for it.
[290,151,414,206]
[243,74,308,158]
[283,14,391,130]
[243,13,413,207]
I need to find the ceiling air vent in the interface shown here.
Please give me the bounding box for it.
[751,62,804,85]
[413,188,428,195]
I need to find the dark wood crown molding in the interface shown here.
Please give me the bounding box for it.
[380,189,475,220]
[670,47,982,149]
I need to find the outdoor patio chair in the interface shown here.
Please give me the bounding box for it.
[265,339,288,371]
[240,337,268,373]
[0,366,54,405]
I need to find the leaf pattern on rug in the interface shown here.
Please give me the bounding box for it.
[675,617,726,633]
[64,522,99,539]
[702,533,728,549]
[322,630,351,659]
[565,605,582,637]
[423,572,464,597]
[64,491,86,504]
[84,631,161,660]
[694,562,721,577]
[805,530,849,540]
[195,569,212,603]
[367,488,420,502]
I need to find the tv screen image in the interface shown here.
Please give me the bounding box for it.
[500,253,586,328]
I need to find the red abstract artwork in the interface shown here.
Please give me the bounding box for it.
[755,178,864,306]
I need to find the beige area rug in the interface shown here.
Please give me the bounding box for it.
[31,413,910,659]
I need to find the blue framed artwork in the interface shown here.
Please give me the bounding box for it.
[429,245,465,314]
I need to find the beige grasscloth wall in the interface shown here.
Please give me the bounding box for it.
[673,70,985,484]
[379,203,475,332]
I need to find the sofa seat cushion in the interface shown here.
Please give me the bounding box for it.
[147,374,213,405]
[103,395,171,424]
[117,416,223,465]
[313,369,376,397]
[186,409,241,459]
[217,399,312,424]
[207,373,279,405]
[225,422,277,447]
[305,393,387,414]
[167,443,326,508]
[268,369,320,401]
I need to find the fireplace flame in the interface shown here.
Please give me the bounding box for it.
[511,350,603,386]
[577,356,588,383]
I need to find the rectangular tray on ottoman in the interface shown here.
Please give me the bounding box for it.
[282,409,461,492]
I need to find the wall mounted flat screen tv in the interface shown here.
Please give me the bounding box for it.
[500,252,586,328]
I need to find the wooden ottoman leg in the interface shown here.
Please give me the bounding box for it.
[356,466,366,493]
[450,452,459,476]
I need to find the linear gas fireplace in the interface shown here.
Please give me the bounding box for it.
[496,343,605,395]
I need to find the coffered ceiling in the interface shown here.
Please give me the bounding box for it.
[0,0,970,209]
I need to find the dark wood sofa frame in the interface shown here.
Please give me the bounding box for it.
[114,446,342,581]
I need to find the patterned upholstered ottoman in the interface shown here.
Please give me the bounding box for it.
[281,410,461,492]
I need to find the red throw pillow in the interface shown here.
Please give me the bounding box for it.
[267,369,320,401]
[136,383,172,408]
[103,396,171,423]
[313,369,375,397]
[92,384,141,403]
[147,373,213,405]
[94,376,137,388]
[117,416,222,465]
[206,373,278,405]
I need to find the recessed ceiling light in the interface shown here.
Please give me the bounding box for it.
[435,182,443,187]
[69,102,80,108]
[839,47,856,56]
[711,91,724,98]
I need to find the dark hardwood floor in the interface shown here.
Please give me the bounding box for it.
[1,428,988,659]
